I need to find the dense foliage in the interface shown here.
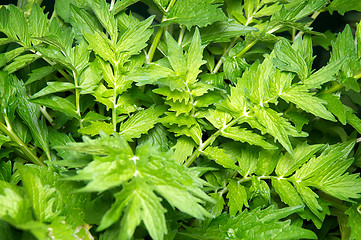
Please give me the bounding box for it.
[1,0,361,239]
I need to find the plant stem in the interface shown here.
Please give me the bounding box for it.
[212,37,238,74]
[178,25,186,45]
[219,175,286,196]
[113,86,118,132]
[165,0,176,12]
[294,11,321,40]
[39,106,55,127]
[146,0,177,63]
[72,71,83,128]
[147,27,164,63]
[0,121,45,166]
[184,115,245,167]
[354,71,361,80]
[319,82,344,95]
[235,40,257,58]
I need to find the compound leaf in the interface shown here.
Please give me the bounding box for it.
[165,0,227,30]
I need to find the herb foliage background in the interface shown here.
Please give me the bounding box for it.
[1,0,361,239]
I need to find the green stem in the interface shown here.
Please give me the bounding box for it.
[235,40,257,58]
[212,37,238,74]
[178,25,186,45]
[110,0,115,11]
[113,87,118,132]
[354,71,361,80]
[319,82,344,95]
[184,115,245,167]
[294,11,321,40]
[219,175,286,196]
[146,0,177,63]
[73,71,83,128]
[147,27,164,63]
[165,0,177,12]
[0,121,45,166]
[33,50,73,83]
[39,106,55,127]
[112,63,120,132]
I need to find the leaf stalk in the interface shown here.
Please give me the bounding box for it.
[0,120,45,166]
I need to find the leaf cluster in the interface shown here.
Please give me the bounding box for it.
[0,0,361,239]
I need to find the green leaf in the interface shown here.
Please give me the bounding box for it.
[208,192,225,217]
[165,31,187,75]
[28,4,49,44]
[16,94,51,160]
[153,87,189,103]
[294,140,355,182]
[273,38,308,80]
[286,111,309,132]
[254,107,301,154]
[49,130,90,167]
[113,0,139,14]
[69,3,103,39]
[221,126,277,150]
[139,124,170,152]
[0,161,11,182]
[129,63,175,86]
[83,30,115,64]
[67,135,212,238]
[0,47,27,68]
[167,100,192,115]
[186,28,206,84]
[254,149,280,176]
[18,165,60,222]
[79,61,102,94]
[232,145,257,177]
[328,0,361,15]
[25,66,55,85]
[0,133,10,148]
[346,109,361,134]
[160,112,197,127]
[170,124,203,145]
[88,0,118,42]
[0,181,33,225]
[206,109,232,129]
[272,178,304,208]
[3,54,41,73]
[172,136,195,164]
[303,58,345,89]
[0,72,19,121]
[346,203,361,239]
[181,205,317,240]
[318,172,361,202]
[119,106,165,141]
[272,178,323,228]
[276,142,324,177]
[280,85,335,121]
[34,46,75,71]
[116,16,154,61]
[319,94,347,124]
[222,81,248,117]
[203,146,239,170]
[100,179,167,240]
[78,121,114,136]
[165,0,227,30]
[183,20,258,45]
[30,82,75,99]
[330,25,357,77]
[294,182,328,222]
[8,5,30,46]
[226,179,248,216]
[30,95,79,119]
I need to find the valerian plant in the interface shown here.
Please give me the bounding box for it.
[1,0,361,239]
